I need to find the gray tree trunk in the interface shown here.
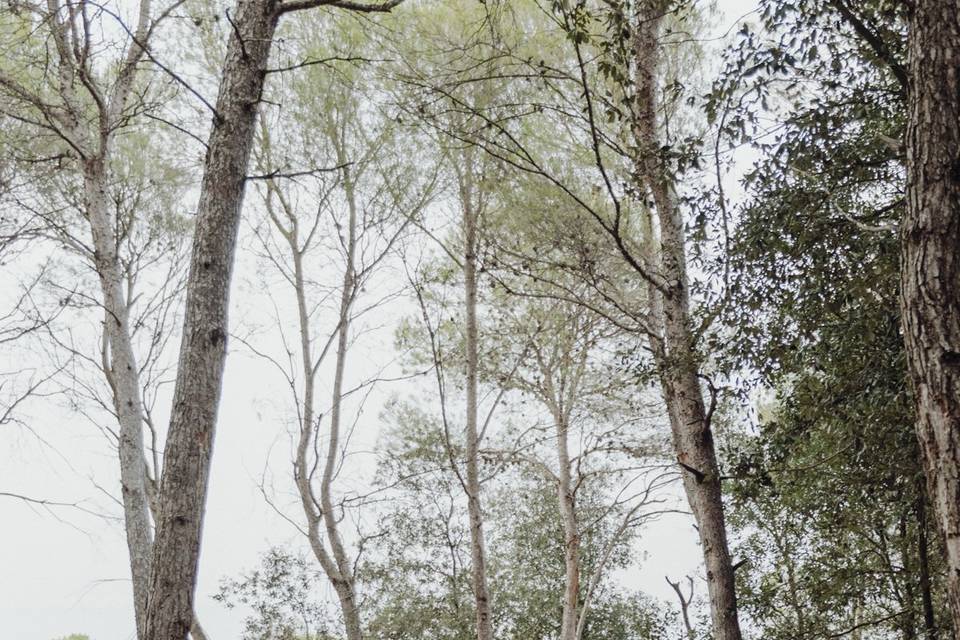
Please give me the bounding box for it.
[459,154,495,640]
[143,2,280,638]
[902,0,960,631]
[319,161,363,640]
[35,2,159,634]
[555,409,580,640]
[631,4,743,640]
[279,160,363,640]
[84,158,154,639]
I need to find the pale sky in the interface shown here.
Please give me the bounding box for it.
[0,1,761,638]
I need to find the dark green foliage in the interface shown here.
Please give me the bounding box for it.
[710,2,952,638]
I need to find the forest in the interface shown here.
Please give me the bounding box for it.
[0,0,958,639]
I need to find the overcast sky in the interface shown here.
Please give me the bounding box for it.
[0,1,761,638]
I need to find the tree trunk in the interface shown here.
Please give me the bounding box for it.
[902,0,960,632]
[319,160,363,640]
[143,2,280,638]
[631,4,743,640]
[917,493,938,640]
[554,409,580,640]
[902,512,919,640]
[460,155,494,640]
[84,158,154,639]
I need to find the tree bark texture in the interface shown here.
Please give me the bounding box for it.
[631,3,743,640]
[902,0,960,632]
[917,493,938,640]
[144,2,280,638]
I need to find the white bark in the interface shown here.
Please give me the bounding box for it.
[86,157,154,639]
[11,3,174,636]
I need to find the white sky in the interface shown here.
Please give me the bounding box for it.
[0,1,761,638]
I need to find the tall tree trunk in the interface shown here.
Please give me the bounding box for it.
[554,409,580,640]
[318,161,363,640]
[85,159,154,639]
[902,0,960,632]
[42,3,162,635]
[144,2,280,638]
[631,3,743,640]
[287,193,363,640]
[459,155,494,640]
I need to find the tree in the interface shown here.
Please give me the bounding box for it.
[478,291,675,640]
[362,401,678,640]
[710,1,951,637]
[405,1,746,635]
[243,12,433,636]
[0,3,196,635]
[144,1,406,638]
[389,8,520,633]
[215,548,337,640]
[901,1,960,631]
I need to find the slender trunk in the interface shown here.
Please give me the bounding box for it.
[318,162,363,640]
[84,159,154,638]
[144,2,280,638]
[666,577,696,640]
[261,113,364,640]
[902,1,960,632]
[460,158,494,640]
[632,4,743,640]
[917,492,938,640]
[656,359,740,640]
[902,512,919,640]
[555,409,580,640]
[291,238,363,640]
